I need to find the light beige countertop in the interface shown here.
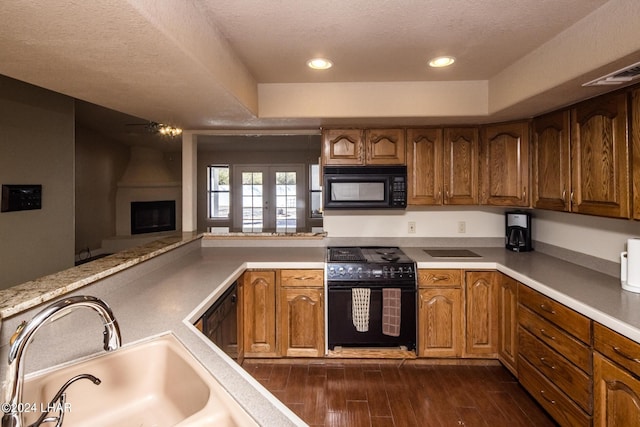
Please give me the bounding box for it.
[1,238,639,426]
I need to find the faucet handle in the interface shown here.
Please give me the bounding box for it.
[9,321,26,346]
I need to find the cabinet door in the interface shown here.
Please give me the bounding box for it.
[444,127,479,205]
[418,288,463,357]
[322,128,365,165]
[632,88,640,220]
[243,270,278,357]
[480,121,530,206]
[571,92,630,218]
[532,110,571,211]
[280,287,324,357]
[465,271,498,357]
[365,128,406,165]
[406,128,443,204]
[498,274,518,375]
[594,352,640,427]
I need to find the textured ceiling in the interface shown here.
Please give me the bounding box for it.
[201,0,608,83]
[1,0,639,139]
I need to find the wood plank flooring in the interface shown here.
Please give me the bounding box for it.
[242,360,558,427]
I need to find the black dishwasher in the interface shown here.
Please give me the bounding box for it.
[198,281,238,361]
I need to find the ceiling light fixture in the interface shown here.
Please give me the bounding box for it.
[307,58,333,70]
[148,122,183,137]
[429,56,455,68]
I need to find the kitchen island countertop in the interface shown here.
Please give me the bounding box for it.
[2,240,639,426]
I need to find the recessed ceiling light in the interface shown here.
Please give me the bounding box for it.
[307,58,333,70]
[429,56,455,68]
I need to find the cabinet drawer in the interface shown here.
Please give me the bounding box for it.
[594,322,640,378]
[418,269,462,287]
[519,284,591,344]
[519,357,591,427]
[280,269,324,287]
[519,327,592,413]
[519,306,592,374]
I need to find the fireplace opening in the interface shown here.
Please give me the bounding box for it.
[131,200,176,235]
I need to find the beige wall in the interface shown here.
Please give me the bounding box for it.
[0,76,75,290]
[74,126,129,254]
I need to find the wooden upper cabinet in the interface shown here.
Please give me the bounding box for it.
[407,128,443,204]
[407,127,478,205]
[480,121,530,207]
[444,127,479,205]
[365,128,406,165]
[571,91,630,218]
[322,128,405,165]
[632,88,640,220]
[532,110,571,212]
[322,128,365,165]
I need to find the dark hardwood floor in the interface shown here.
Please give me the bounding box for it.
[242,360,558,427]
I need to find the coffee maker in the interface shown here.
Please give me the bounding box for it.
[506,211,532,252]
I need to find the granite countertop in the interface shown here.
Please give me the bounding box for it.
[0,232,201,319]
[2,239,640,426]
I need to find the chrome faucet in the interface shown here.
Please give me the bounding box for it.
[1,296,121,427]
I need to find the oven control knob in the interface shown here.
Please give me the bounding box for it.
[338,267,345,276]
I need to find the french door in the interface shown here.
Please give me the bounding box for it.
[232,165,306,232]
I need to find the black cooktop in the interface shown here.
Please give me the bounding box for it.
[327,246,413,264]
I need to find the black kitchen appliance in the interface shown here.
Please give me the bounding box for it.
[506,211,533,252]
[326,246,417,351]
[198,281,239,361]
[323,166,407,210]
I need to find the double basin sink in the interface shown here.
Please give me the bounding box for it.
[21,334,256,427]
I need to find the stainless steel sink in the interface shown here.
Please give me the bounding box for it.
[423,249,482,258]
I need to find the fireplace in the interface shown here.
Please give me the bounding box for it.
[130,200,176,235]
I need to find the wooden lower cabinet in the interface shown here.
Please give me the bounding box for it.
[465,271,498,357]
[241,269,325,358]
[594,352,640,426]
[279,287,324,357]
[242,270,278,357]
[519,356,591,427]
[418,287,463,357]
[518,283,593,426]
[417,269,463,357]
[497,273,518,375]
[593,322,640,426]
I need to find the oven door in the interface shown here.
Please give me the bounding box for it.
[327,283,416,351]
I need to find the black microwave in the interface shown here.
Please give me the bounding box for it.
[323,165,407,209]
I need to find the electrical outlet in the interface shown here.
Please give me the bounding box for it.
[408,221,416,234]
[457,221,466,233]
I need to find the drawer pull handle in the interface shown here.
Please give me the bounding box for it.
[294,276,314,281]
[539,304,556,315]
[539,390,556,405]
[540,357,556,370]
[432,276,449,282]
[540,329,556,341]
[613,346,640,364]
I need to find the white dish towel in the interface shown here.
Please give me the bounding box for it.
[352,288,371,332]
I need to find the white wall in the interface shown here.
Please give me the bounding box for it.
[324,207,506,238]
[0,76,75,289]
[324,206,640,264]
[533,209,640,263]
